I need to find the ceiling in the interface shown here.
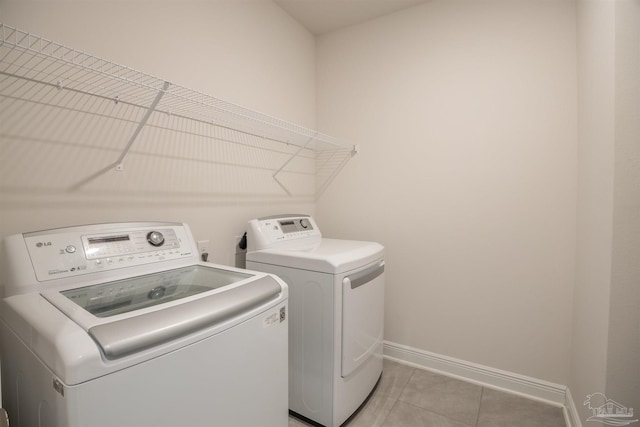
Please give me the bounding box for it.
[273,0,428,35]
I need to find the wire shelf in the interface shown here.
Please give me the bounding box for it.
[0,23,355,195]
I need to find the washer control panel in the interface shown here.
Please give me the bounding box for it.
[81,229,179,260]
[23,223,194,282]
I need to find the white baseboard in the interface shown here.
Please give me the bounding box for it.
[383,340,568,407]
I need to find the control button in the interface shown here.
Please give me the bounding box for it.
[147,231,165,247]
[95,259,102,265]
[65,245,77,254]
[300,219,309,229]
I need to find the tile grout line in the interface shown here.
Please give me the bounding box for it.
[377,365,416,426]
[377,365,416,427]
[396,367,482,427]
[391,400,479,427]
[378,397,400,427]
[473,386,485,427]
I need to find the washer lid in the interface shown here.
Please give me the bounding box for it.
[247,238,384,274]
[41,264,281,360]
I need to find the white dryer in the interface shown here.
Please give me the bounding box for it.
[246,215,385,427]
[0,222,288,427]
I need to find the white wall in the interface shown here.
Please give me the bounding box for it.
[607,0,640,414]
[572,0,615,418]
[572,0,640,421]
[0,0,316,266]
[316,0,577,384]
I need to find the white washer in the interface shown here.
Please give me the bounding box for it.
[0,222,288,427]
[246,215,385,427]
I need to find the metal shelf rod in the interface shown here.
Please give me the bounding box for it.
[272,137,314,180]
[115,80,170,171]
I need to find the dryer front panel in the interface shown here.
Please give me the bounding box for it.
[341,259,385,378]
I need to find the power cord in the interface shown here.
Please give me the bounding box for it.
[239,232,247,251]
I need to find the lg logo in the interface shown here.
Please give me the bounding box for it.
[35,242,52,248]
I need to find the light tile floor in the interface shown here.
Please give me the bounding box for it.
[289,359,566,427]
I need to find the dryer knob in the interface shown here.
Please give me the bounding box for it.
[147,231,165,247]
[299,219,309,229]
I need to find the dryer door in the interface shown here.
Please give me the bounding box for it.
[341,260,385,378]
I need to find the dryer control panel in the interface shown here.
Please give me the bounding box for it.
[20,223,195,282]
[247,215,322,252]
